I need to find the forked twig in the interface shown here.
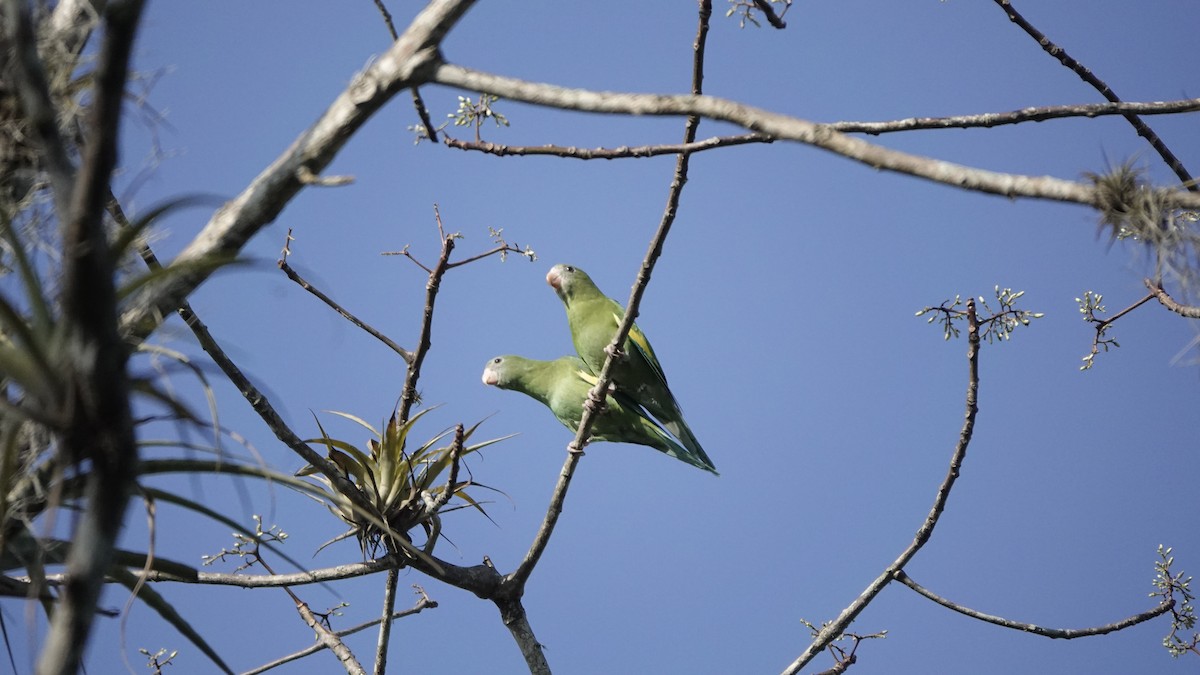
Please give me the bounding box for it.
[246,587,436,674]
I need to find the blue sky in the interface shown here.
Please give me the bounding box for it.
[13,1,1200,673]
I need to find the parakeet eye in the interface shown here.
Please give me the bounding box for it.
[564,265,574,273]
[493,357,502,364]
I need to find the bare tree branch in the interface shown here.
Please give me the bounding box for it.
[112,0,1200,353]
[278,231,415,363]
[118,0,479,339]
[132,559,396,587]
[781,299,982,675]
[895,570,1173,639]
[292,598,366,675]
[444,98,1200,161]
[444,132,772,158]
[1146,278,1200,319]
[371,0,399,40]
[752,0,788,29]
[396,206,455,423]
[429,63,1200,211]
[992,0,1196,191]
[494,600,550,675]
[832,99,1200,135]
[246,587,436,675]
[373,557,401,675]
[147,247,382,523]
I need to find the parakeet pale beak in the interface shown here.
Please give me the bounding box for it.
[482,368,499,386]
[546,267,562,290]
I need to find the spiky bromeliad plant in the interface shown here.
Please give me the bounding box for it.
[298,407,511,561]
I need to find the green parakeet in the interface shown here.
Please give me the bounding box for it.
[545,263,715,473]
[482,355,717,474]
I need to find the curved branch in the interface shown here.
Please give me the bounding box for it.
[1146,278,1200,319]
[781,299,982,675]
[430,62,1200,211]
[895,570,1173,639]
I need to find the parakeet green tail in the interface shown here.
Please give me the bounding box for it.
[482,354,718,474]
[545,263,715,472]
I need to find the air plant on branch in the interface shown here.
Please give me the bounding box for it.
[298,406,512,560]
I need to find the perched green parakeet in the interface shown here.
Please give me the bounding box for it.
[482,355,717,474]
[545,263,715,473]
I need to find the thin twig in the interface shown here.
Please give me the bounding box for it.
[992,0,1196,191]
[443,132,773,158]
[150,249,380,519]
[895,570,1173,638]
[370,0,440,145]
[445,244,532,269]
[375,207,456,671]
[278,230,414,363]
[1082,291,1156,366]
[371,0,399,39]
[752,0,787,29]
[255,554,365,675]
[1146,278,1200,319]
[410,87,441,144]
[428,425,464,514]
[781,299,982,674]
[832,98,1200,135]
[246,587,436,675]
[396,206,455,424]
